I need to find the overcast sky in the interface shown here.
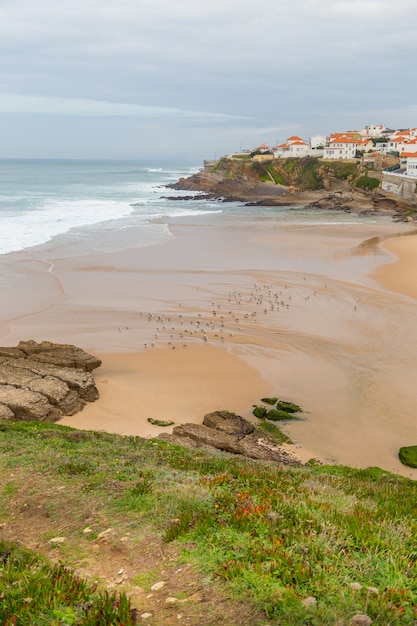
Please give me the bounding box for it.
[1,0,416,160]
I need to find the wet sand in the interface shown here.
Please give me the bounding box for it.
[372,233,417,300]
[2,215,417,477]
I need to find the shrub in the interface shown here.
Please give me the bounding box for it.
[327,162,358,180]
[356,176,380,191]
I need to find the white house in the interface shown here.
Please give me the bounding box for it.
[388,135,409,154]
[357,138,375,153]
[310,134,327,149]
[369,140,389,154]
[254,143,273,153]
[274,136,310,158]
[361,124,387,138]
[323,135,358,159]
[400,139,417,155]
[406,156,417,178]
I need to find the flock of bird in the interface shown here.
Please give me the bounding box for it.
[115,278,359,351]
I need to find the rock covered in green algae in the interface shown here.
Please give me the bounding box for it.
[399,446,417,468]
[261,397,278,405]
[252,405,268,418]
[276,400,302,413]
[266,408,299,421]
[253,397,302,420]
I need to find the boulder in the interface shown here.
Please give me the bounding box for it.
[172,423,244,454]
[0,341,101,422]
[9,360,99,402]
[0,385,62,422]
[0,404,14,420]
[160,418,300,466]
[202,410,254,439]
[17,340,102,372]
[398,445,417,468]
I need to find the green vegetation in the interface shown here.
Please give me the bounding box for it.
[294,157,323,190]
[254,419,292,445]
[399,445,417,468]
[276,400,302,413]
[218,156,365,192]
[253,397,303,422]
[1,420,417,624]
[0,543,136,625]
[356,176,380,191]
[262,165,286,185]
[147,417,174,427]
[252,405,268,418]
[266,157,324,190]
[260,397,278,405]
[326,161,358,180]
[266,408,299,420]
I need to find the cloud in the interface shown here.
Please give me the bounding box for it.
[0,0,416,158]
[0,94,250,123]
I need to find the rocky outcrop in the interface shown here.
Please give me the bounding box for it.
[202,409,255,438]
[168,169,294,205]
[168,158,417,218]
[0,341,101,422]
[158,410,300,465]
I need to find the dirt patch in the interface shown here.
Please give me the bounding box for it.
[1,488,264,626]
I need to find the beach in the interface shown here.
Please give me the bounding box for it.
[2,209,417,477]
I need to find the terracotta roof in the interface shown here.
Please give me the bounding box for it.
[330,137,357,144]
[287,135,303,141]
[401,152,417,158]
[331,131,358,138]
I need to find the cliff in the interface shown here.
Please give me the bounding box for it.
[168,156,417,219]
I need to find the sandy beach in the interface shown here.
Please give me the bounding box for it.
[2,212,417,477]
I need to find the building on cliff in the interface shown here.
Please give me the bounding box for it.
[323,135,358,159]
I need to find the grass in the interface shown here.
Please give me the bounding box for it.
[0,542,137,625]
[254,420,292,445]
[1,420,417,624]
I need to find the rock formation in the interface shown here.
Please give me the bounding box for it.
[167,157,417,218]
[0,341,101,422]
[158,410,300,465]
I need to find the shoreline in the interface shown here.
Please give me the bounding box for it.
[371,233,417,300]
[2,214,417,477]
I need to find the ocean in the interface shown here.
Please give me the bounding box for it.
[0,158,391,260]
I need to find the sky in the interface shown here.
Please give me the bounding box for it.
[1,0,416,160]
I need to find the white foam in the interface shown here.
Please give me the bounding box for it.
[0,198,135,254]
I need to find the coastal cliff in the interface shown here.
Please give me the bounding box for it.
[168,156,417,219]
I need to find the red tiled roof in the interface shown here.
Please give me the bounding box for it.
[330,137,357,144]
